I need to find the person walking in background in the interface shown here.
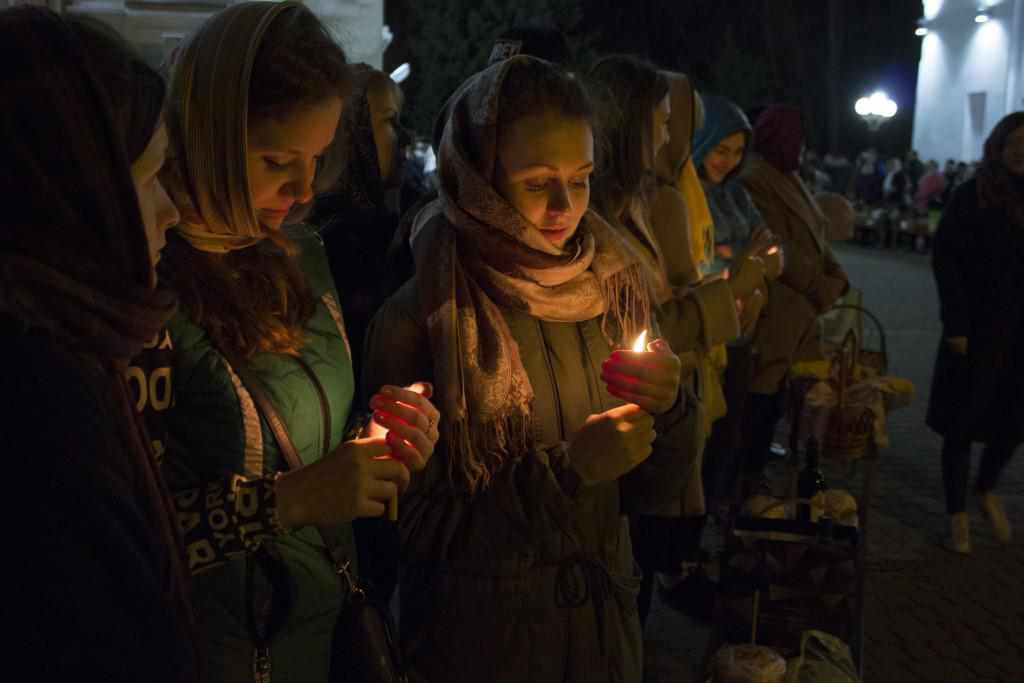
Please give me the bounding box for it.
[905,149,925,195]
[928,111,1024,554]
[854,147,882,204]
[915,160,947,213]
[882,157,909,248]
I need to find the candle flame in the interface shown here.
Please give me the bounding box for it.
[632,329,648,352]
[766,246,780,255]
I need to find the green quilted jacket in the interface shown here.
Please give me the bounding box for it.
[163,226,356,683]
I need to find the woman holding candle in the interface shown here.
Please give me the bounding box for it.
[3,7,196,679]
[741,104,849,486]
[928,112,1024,553]
[693,94,784,508]
[585,58,772,624]
[654,93,788,620]
[158,3,439,681]
[362,56,699,682]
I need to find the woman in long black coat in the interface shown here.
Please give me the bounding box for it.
[928,111,1024,553]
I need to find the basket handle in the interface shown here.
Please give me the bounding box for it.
[833,329,858,409]
[826,303,888,375]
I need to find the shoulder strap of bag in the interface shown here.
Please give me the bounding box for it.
[227,353,364,595]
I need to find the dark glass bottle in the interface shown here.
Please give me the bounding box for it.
[797,437,827,523]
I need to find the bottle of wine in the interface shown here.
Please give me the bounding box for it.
[797,437,827,523]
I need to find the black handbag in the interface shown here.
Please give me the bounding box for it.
[229,353,407,683]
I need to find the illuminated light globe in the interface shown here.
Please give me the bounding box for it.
[855,91,898,131]
[390,63,411,84]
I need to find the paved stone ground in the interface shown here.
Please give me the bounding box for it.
[644,242,1024,682]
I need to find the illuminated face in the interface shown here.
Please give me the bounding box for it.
[246,96,343,229]
[652,93,671,160]
[1003,125,1024,177]
[130,124,179,282]
[494,110,594,249]
[702,131,746,185]
[367,81,403,183]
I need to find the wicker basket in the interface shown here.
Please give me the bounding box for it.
[823,331,875,460]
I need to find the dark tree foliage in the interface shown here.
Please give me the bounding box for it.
[400,0,590,136]
[390,0,921,156]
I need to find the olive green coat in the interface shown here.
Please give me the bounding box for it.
[363,278,702,683]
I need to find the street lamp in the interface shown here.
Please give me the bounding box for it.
[855,91,898,131]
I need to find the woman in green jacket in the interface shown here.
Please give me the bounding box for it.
[158,3,439,681]
[364,56,700,683]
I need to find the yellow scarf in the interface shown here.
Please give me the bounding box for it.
[677,158,716,276]
[677,158,728,429]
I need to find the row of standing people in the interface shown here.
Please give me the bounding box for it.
[9,5,855,683]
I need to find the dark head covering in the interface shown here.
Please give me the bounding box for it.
[0,6,175,361]
[753,104,803,174]
[312,64,395,220]
[977,111,1024,230]
[693,94,754,184]
[0,8,194,678]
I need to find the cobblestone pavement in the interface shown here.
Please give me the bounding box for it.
[645,243,1024,683]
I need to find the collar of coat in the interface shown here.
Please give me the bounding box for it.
[746,154,827,253]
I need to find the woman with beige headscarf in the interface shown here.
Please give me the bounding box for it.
[364,56,700,682]
[158,3,439,681]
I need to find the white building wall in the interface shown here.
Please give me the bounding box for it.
[6,0,386,69]
[913,0,1023,163]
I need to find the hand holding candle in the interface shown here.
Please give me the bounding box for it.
[365,382,440,520]
[760,243,784,280]
[600,330,683,416]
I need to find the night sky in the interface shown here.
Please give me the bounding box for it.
[385,0,924,159]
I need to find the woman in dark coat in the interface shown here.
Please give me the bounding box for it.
[2,8,196,680]
[928,111,1024,553]
[308,65,417,374]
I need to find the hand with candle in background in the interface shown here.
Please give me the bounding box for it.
[600,330,683,416]
[760,240,784,281]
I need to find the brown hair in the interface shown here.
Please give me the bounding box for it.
[587,55,670,217]
[977,111,1024,230]
[164,2,350,358]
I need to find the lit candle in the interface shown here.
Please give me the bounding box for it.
[632,329,649,353]
[367,382,428,521]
